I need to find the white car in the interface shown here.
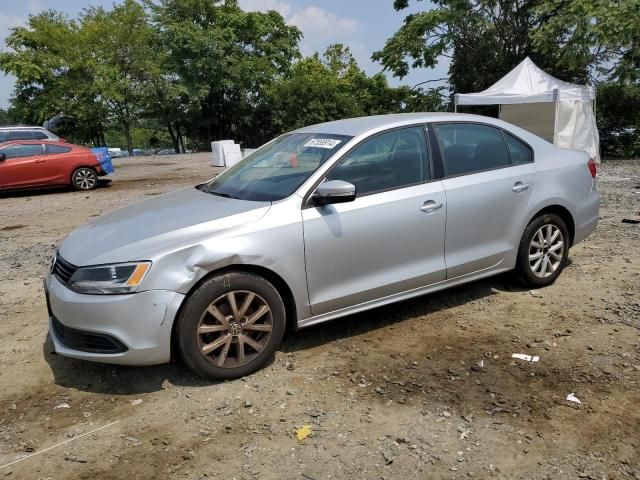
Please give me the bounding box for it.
[0,126,62,143]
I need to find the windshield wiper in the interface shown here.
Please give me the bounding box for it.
[208,191,239,200]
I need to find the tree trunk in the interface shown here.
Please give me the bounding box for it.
[179,132,186,154]
[175,124,182,153]
[167,121,179,154]
[123,123,133,156]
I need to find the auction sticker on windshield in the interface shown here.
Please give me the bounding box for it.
[304,138,343,149]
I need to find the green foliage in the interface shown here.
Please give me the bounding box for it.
[373,0,591,97]
[533,0,640,83]
[0,109,16,126]
[268,44,445,137]
[148,0,303,148]
[597,83,640,158]
[374,0,639,158]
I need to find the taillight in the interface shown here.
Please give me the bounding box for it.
[588,158,596,178]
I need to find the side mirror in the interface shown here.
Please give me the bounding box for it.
[313,180,356,206]
[0,153,5,161]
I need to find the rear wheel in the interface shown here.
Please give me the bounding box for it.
[71,167,98,191]
[515,213,569,287]
[176,272,286,380]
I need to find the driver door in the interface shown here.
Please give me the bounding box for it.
[0,143,47,188]
[302,126,447,316]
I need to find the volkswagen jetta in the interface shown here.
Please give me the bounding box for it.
[44,113,600,379]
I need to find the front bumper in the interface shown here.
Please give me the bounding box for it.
[45,274,185,366]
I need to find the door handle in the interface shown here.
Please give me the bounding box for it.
[421,200,443,213]
[35,159,46,163]
[512,182,529,193]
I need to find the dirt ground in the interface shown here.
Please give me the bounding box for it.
[0,154,638,480]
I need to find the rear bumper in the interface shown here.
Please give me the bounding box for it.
[573,185,600,245]
[45,274,184,366]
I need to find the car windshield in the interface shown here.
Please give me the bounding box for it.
[200,133,352,202]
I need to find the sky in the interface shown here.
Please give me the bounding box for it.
[0,0,449,110]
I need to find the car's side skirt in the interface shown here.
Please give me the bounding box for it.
[297,260,509,329]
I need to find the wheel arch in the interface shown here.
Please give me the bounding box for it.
[170,264,299,360]
[528,204,575,247]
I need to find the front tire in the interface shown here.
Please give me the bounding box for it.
[515,213,569,287]
[71,167,98,191]
[176,272,286,380]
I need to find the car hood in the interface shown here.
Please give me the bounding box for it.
[59,187,270,265]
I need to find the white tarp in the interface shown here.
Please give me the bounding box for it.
[500,103,555,142]
[455,57,600,161]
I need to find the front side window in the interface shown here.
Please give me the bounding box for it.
[435,123,511,176]
[1,144,44,159]
[327,126,429,196]
[201,133,351,202]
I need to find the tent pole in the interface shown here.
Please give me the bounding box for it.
[553,88,559,145]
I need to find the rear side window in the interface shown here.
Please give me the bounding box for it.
[29,131,49,140]
[327,126,430,196]
[435,123,511,177]
[1,144,44,159]
[46,144,72,154]
[505,132,533,164]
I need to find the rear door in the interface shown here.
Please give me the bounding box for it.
[432,122,536,279]
[302,125,447,315]
[0,143,47,188]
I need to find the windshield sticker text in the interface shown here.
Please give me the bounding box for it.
[304,138,342,149]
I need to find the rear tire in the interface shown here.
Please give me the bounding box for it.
[176,272,286,380]
[515,213,569,288]
[71,167,98,191]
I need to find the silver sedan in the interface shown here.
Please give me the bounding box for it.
[44,113,600,379]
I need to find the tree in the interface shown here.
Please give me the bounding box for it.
[0,109,15,126]
[533,0,640,83]
[148,0,302,148]
[268,44,445,135]
[372,0,590,98]
[0,10,108,144]
[80,0,159,154]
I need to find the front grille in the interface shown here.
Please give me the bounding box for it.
[51,316,128,354]
[53,255,78,285]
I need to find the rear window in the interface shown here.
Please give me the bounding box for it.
[46,144,72,154]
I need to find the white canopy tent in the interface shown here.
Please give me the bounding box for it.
[455,57,600,161]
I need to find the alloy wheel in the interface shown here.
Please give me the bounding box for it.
[197,290,273,368]
[528,224,564,278]
[74,168,97,190]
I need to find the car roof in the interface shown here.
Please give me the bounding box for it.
[0,140,82,148]
[293,112,513,137]
[0,126,48,130]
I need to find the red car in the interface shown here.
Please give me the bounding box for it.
[0,140,112,192]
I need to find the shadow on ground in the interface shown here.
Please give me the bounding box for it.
[42,274,529,395]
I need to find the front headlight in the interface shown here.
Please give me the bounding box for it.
[68,261,151,294]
